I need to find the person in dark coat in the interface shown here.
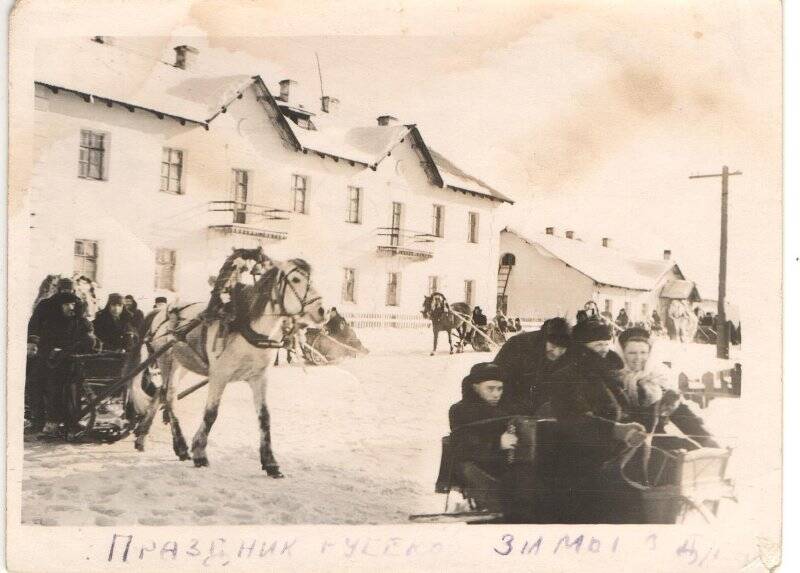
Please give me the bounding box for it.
[472,307,488,327]
[449,363,523,510]
[572,318,624,369]
[27,278,84,433]
[540,343,647,523]
[93,293,139,352]
[324,307,346,337]
[616,308,630,329]
[30,292,96,435]
[514,318,522,332]
[492,317,572,414]
[123,295,146,337]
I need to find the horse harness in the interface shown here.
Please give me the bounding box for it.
[146,261,319,354]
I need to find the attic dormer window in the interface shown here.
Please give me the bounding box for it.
[294,116,314,130]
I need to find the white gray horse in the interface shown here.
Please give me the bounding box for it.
[132,257,325,477]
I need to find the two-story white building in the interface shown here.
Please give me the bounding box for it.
[29,37,512,319]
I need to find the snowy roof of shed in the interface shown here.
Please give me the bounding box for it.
[504,227,681,291]
[660,279,701,300]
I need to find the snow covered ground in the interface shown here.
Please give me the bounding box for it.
[20,329,743,526]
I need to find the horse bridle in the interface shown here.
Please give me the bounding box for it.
[270,265,321,320]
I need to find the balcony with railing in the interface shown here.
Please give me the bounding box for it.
[207,201,289,241]
[375,227,436,260]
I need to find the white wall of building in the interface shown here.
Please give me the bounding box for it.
[30,82,503,317]
[499,231,683,323]
[499,232,595,320]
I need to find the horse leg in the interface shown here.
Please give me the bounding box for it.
[447,329,454,354]
[431,328,438,356]
[163,367,190,461]
[134,355,170,452]
[249,375,283,478]
[191,376,225,467]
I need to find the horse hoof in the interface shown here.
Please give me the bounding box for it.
[178,452,191,461]
[430,352,435,356]
[193,457,209,467]
[264,465,284,478]
[134,441,144,452]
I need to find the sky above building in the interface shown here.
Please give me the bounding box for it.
[34,0,781,303]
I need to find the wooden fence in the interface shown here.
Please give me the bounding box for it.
[341,311,544,332]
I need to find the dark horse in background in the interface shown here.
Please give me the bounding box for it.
[421,292,471,356]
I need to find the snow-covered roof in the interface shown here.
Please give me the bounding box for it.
[35,38,258,125]
[660,279,701,300]
[428,148,513,204]
[290,123,411,167]
[504,227,680,291]
[35,37,510,204]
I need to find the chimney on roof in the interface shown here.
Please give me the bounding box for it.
[377,115,399,127]
[545,227,555,235]
[279,79,297,103]
[663,249,672,261]
[602,237,612,248]
[321,95,339,114]
[565,230,575,239]
[173,45,198,70]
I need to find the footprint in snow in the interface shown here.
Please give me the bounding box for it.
[138,516,168,526]
[193,506,216,517]
[90,505,124,517]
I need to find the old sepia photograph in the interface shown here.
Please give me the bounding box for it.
[5,0,784,571]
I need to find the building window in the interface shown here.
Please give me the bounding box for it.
[468,212,479,243]
[78,130,106,180]
[342,268,356,303]
[432,205,445,238]
[428,275,439,295]
[347,187,362,223]
[390,202,403,246]
[604,299,613,315]
[641,303,649,319]
[386,272,400,306]
[292,174,307,214]
[232,169,249,224]
[155,248,177,291]
[464,280,475,307]
[624,301,632,315]
[160,148,184,194]
[73,239,98,281]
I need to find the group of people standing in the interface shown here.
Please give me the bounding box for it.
[25,279,167,437]
[447,314,718,523]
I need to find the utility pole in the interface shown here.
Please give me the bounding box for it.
[689,165,742,359]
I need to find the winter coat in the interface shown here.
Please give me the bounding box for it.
[618,365,718,448]
[449,385,523,478]
[325,314,346,337]
[32,306,94,355]
[126,304,146,337]
[492,328,568,414]
[93,308,139,351]
[28,295,86,345]
[544,345,626,458]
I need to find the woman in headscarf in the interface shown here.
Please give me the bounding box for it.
[617,327,718,450]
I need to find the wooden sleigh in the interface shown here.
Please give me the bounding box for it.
[410,417,736,524]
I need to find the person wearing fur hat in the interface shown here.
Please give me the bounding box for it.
[492,317,572,414]
[448,362,525,511]
[93,293,139,352]
[29,292,96,436]
[618,327,718,449]
[571,317,624,369]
